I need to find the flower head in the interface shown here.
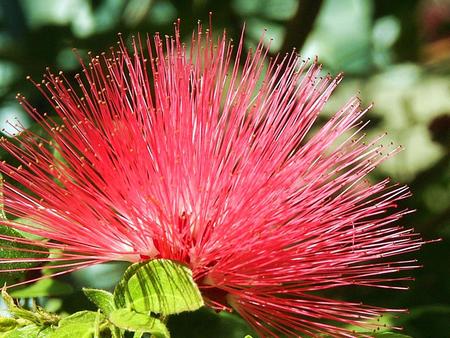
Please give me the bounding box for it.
[0,22,423,336]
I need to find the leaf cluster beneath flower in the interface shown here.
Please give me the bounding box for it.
[0,259,204,338]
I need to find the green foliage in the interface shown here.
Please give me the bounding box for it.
[82,289,115,317]
[1,289,59,326]
[0,324,53,338]
[0,259,204,337]
[48,311,105,338]
[110,259,204,337]
[109,309,169,337]
[113,259,204,316]
[82,288,120,338]
[0,309,111,338]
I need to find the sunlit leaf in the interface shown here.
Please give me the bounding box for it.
[82,288,115,316]
[57,311,99,327]
[114,259,204,316]
[109,308,169,338]
[0,324,53,338]
[48,311,105,338]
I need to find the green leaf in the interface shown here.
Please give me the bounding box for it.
[82,288,115,316]
[47,311,105,338]
[93,311,101,338]
[114,259,204,316]
[10,279,73,298]
[57,311,100,327]
[109,308,169,338]
[0,325,53,338]
[81,290,121,338]
[47,324,94,338]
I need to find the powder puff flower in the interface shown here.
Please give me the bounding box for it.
[0,22,423,337]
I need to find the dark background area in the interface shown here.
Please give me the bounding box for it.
[0,0,449,337]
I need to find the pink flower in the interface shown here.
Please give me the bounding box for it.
[0,23,422,336]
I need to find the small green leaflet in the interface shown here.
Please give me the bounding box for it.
[47,311,103,338]
[0,324,53,338]
[109,308,169,338]
[82,289,121,338]
[82,288,115,317]
[113,259,204,316]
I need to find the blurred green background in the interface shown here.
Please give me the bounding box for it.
[0,0,449,337]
